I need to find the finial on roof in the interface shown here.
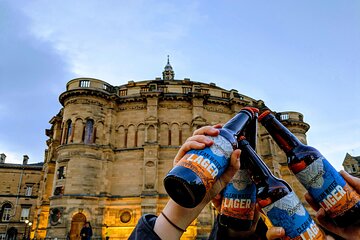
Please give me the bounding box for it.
[163,55,174,80]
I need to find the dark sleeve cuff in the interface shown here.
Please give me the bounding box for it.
[128,214,162,240]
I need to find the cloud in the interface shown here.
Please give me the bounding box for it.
[14,1,204,84]
[0,1,73,163]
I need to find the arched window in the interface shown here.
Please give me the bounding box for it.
[64,120,72,144]
[83,119,94,144]
[0,203,12,222]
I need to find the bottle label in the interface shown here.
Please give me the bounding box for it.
[220,169,256,220]
[262,192,324,240]
[176,135,233,191]
[295,157,360,218]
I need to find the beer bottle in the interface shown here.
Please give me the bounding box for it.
[259,109,360,227]
[164,107,259,208]
[239,137,325,239]
[219,114,258,230]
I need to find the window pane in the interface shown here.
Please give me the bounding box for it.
[2,207,11,222]
[21,208,30,221]
[65,120,72,144]
[25,186,32,196]
[84,120,94,144]
[57,166,66,179]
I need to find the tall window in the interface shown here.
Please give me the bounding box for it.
[20,207,30,221]
[1,203,12,222]
[57,166,66,179]
[25,186,33,196]
[64,120,72,144]
[84,119,94,144]
[53,186,64,196]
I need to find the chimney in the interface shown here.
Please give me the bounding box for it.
[23,155,29,165]
[0,153,6,164]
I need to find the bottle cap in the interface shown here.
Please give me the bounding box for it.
[238,135,246,141]
[258,110,272,122]
[241,107,259,116]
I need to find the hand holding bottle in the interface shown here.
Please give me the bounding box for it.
[304,170,360,240]
[154,125,241,240]
[164,107,257,208]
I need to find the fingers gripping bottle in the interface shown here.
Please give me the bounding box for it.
[219,114,258,230]
[259,110,360,227]
[239,138,325,240]
[164,107,259,208]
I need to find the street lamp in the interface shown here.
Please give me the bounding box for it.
[23,219,32,240]
[23,220,29,240]
[27,222,33,240]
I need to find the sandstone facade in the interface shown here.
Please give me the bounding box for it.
[0,154,43,239]
[32,63,310,239]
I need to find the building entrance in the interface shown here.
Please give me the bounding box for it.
[70,213,86,240]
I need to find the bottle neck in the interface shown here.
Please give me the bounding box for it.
[239,139,274,182]
[260,113,303,153]
[223,109,254,136]
[239,139,291,205]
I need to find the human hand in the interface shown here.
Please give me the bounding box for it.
[154,125,240,240]
[304,170,360,240]
[174,124,241,203]
[266,226,335,240]
[266,226,285,239]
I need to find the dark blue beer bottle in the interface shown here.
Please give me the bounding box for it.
[219,114,258,230]
[164,107,259,208]
[239,137,325,239]
[259,109,360,227]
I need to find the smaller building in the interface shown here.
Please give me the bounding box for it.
[343,153,360,178]
[0,153,43,240]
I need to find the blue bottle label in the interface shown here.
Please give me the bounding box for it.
[262,192,324,239]
[220,169,256,220]
[295,157,360,218]
[177,135,233,190]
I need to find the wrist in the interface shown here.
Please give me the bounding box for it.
[154,199,207,239]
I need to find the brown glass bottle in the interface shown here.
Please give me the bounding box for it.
[239,138,325,239]
[219,115,258,230]
[164,107,258,208]
[259,110,360,227]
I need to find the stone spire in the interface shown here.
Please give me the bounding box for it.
[162,55,175,80]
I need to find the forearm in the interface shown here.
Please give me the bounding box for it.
[154,199,207,239]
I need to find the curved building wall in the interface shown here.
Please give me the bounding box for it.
[33,77,310,239]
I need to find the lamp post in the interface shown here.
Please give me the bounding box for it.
[23,219,29,240]
[27,222,32,240]
[23,219,32,240]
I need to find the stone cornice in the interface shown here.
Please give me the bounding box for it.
[281,120,310,133]
[59,88,112,106]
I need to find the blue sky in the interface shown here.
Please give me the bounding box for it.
[0,0,359,170]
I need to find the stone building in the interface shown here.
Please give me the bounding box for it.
[32,60,310,239]
[343,153,360,178]
[0,154,43,240]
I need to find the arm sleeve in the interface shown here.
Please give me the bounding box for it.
[128,214,162,240]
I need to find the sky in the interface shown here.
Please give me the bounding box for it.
[0,0,359,171]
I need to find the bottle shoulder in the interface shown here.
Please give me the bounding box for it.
[218,128,237,146]
[287,144,323,173]
[256,177,292,207]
